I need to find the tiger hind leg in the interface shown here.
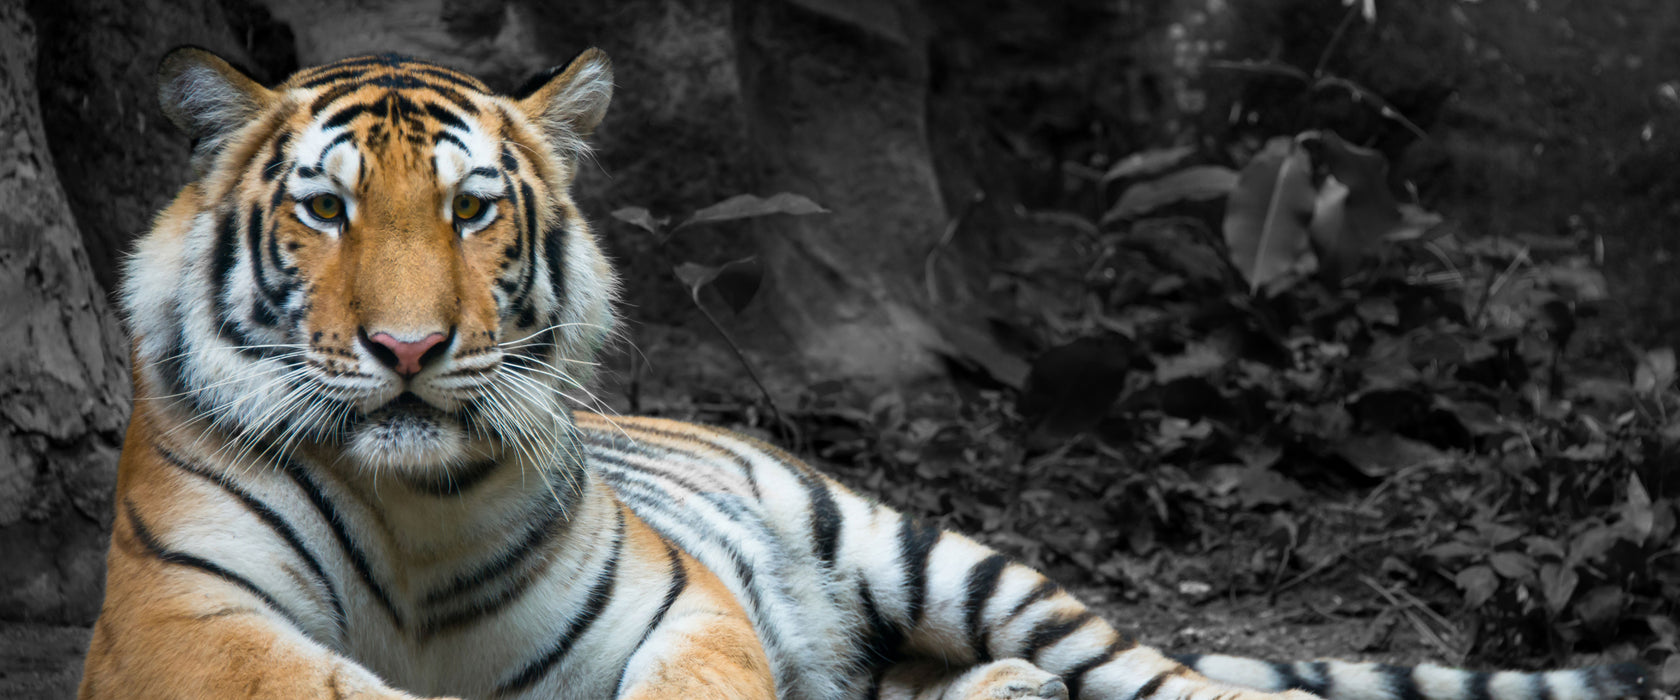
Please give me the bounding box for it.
[877,658,1070,700]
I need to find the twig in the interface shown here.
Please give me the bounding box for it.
[1312,2,1364,79]
[925,191,985,304]
[1274,550,1345,595]
[1361,576,1459,661]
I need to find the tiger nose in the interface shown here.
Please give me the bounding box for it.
[360,329,450,378]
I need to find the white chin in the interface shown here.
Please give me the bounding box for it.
[344,404,471,471]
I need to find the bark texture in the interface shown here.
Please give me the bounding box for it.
[0,1,129,627]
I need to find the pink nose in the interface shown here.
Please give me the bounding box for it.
[365,331,447,377]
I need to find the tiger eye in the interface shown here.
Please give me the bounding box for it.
[452,194,483,221]
[308,195,342,221]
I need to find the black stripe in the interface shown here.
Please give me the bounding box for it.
[1022,610,1097,661]
[794,466,842,568]
[155,447,346,632]
[961,554,1009,660]
[500,145,519,172]
[277,458,403,628]
[315,131,357,172]
[435,130,468,153]
[1133,668,1177,700]
[1271,661,1305,691]
[1466,671,1493,700]
[420,499,567,607]
[542,212,566,308]
[857,580,905,665]
[249,204,289,309]
[321,102,375,130]
[600,476,788,669]
[1065,640,1133,699]
[298,66,373,89]
[614,542,688,694]
[306,81,361,115]
[897,517,942,624]
[418,567,540,640]
[589,450,716,498]
[498,510,625,695]
[1006,579,1061,621]
[424,101,469,131]
[518,182,541,307]
[1305,660,1333,697]
[1379,664,1423,700]
[1533,672,1552,700]
[413,66,488,93]
[469,166,498,179]
[261,132,292,181]
[401,458,503,496]
[124,500,307,631]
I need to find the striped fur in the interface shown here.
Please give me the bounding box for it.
[80,48,1649,700]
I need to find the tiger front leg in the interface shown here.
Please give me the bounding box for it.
[612,544,777,700]
[79,497,455,700]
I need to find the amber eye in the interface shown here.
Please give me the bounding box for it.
[307,194,343,221]
[452,194,484,222]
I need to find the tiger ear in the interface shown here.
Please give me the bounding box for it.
[513,48,613,154]
[157,46,273,173]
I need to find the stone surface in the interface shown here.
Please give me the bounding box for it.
[0,2,130,626]
[27,0,268,293]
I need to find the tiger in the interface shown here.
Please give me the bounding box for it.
[76,45,1650,700]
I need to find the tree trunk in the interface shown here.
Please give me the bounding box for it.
[0,0,129,628]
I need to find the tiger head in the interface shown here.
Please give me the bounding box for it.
[125,48,618,478]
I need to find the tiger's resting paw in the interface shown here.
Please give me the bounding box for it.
[883,658,1069,700]
[948,659,1068,700]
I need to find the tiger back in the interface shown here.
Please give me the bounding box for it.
[79,47,1649,700]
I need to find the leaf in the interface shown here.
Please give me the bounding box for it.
[1153,341,1229,383]
[1209,465,1308,509]
[1622,474,1654,545]
[1424,541,1481,560]
[672,256,764,312]
[1101,145,1196,183]
[1540,562,1579,614]
[1383,204,1447,242]
[1488,551,1536,580]
[1574,585,1624,630]
[677,193,828,229]
[611,206,665,234]
[1223,137,1315,295]
[1455,565,1500,607]
[1634,347,1677,395]
[1102,166,1238,224]
[1303,131,1401,283]
[1522,535,1567,560]
[1333,432,1451,478]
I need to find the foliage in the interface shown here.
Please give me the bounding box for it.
[611,193,828,438]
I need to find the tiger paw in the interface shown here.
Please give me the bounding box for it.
[943,658,1069,700]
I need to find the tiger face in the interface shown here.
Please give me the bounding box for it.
[125,49,617,479]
